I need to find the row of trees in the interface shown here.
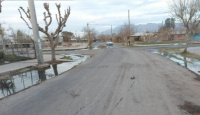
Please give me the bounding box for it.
[83,23,135,45]
[62,23,134,46]
[0,24,35,57]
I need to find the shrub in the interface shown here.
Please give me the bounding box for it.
[4,54,18,61]
[61,56,73,60]
[4,54,31,62]
[0,51,4,60]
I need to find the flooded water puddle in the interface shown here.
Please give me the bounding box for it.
[147,49,200,76]
[0,54,90,99]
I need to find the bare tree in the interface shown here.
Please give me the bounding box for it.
[8,27,19,55]
[118,23,135,45]
[98,34,108,42]
[0,23,4,37]
[158,26,174,41]
[118,28,126,42]
[18,3,70,63]
[5,39,14,55]
[169,0,200,53]
[0,0,3,13]
[83,27,96,47]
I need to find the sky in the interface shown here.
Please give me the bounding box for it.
[0,0,170,36]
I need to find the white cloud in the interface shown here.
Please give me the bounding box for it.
[0,0,169,34]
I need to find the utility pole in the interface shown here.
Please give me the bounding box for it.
[128,10,131,36]
[110,25,112,36]
[128,10,131,45]
[28,0,44,64]
[110,25,113,41]
[87,23,90,46]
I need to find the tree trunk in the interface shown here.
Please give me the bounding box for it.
[183,41,189,53]
[20,42,24,57]
[16,42,19,56]
[183,33,190,53]
[87,38,91,47]
[38,69,46,81]
[31,40,36,59]
[87,32,92,47]
[9,41,14,55]
[24,39,30,57]
[52,64,58,76]
[184,57,187,68]
[51,45,56,64]
[11,43,14,55]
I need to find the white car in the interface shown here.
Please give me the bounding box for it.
[106,41,113,46]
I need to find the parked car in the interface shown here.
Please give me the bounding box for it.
[106,40,113,46]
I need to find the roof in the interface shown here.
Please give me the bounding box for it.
[130,33,144,37]
[170,31,186,35]
[130,32,155,37]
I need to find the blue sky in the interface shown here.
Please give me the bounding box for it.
[0,0,170,36]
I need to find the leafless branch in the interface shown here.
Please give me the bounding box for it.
[0,0,3,13]
[56,14,59,24]
[169,0,200,33]
[18,9,32,29]
[43,3,52,33]
[54,4,70,38]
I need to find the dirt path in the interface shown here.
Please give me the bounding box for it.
[0,48,200,115]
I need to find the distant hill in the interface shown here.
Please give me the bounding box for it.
[101,23,184,35]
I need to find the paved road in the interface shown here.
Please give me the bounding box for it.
[0,48,200,115]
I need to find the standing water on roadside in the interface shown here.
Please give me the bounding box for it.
[0,54,90,99]
[147,49,200,76]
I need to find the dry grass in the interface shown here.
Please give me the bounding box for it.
[180,52,200,60]
[160,48,182,53]
[160,48,200,60]
[61,56,73,60]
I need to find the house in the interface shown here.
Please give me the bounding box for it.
[127,33,158,43]
[157,30,187,41]
[0,35,34,49]
[129,33,144,41]
[170,32,187,40]
[191,33,200,39]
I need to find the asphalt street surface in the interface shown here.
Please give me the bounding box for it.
[0,46,200,115]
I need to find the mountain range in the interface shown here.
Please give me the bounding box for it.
[101,23,184,35]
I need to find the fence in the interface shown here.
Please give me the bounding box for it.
[0,40,36,59]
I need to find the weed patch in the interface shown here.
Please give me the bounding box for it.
[61,56,73,60]
[180,52,200,60]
